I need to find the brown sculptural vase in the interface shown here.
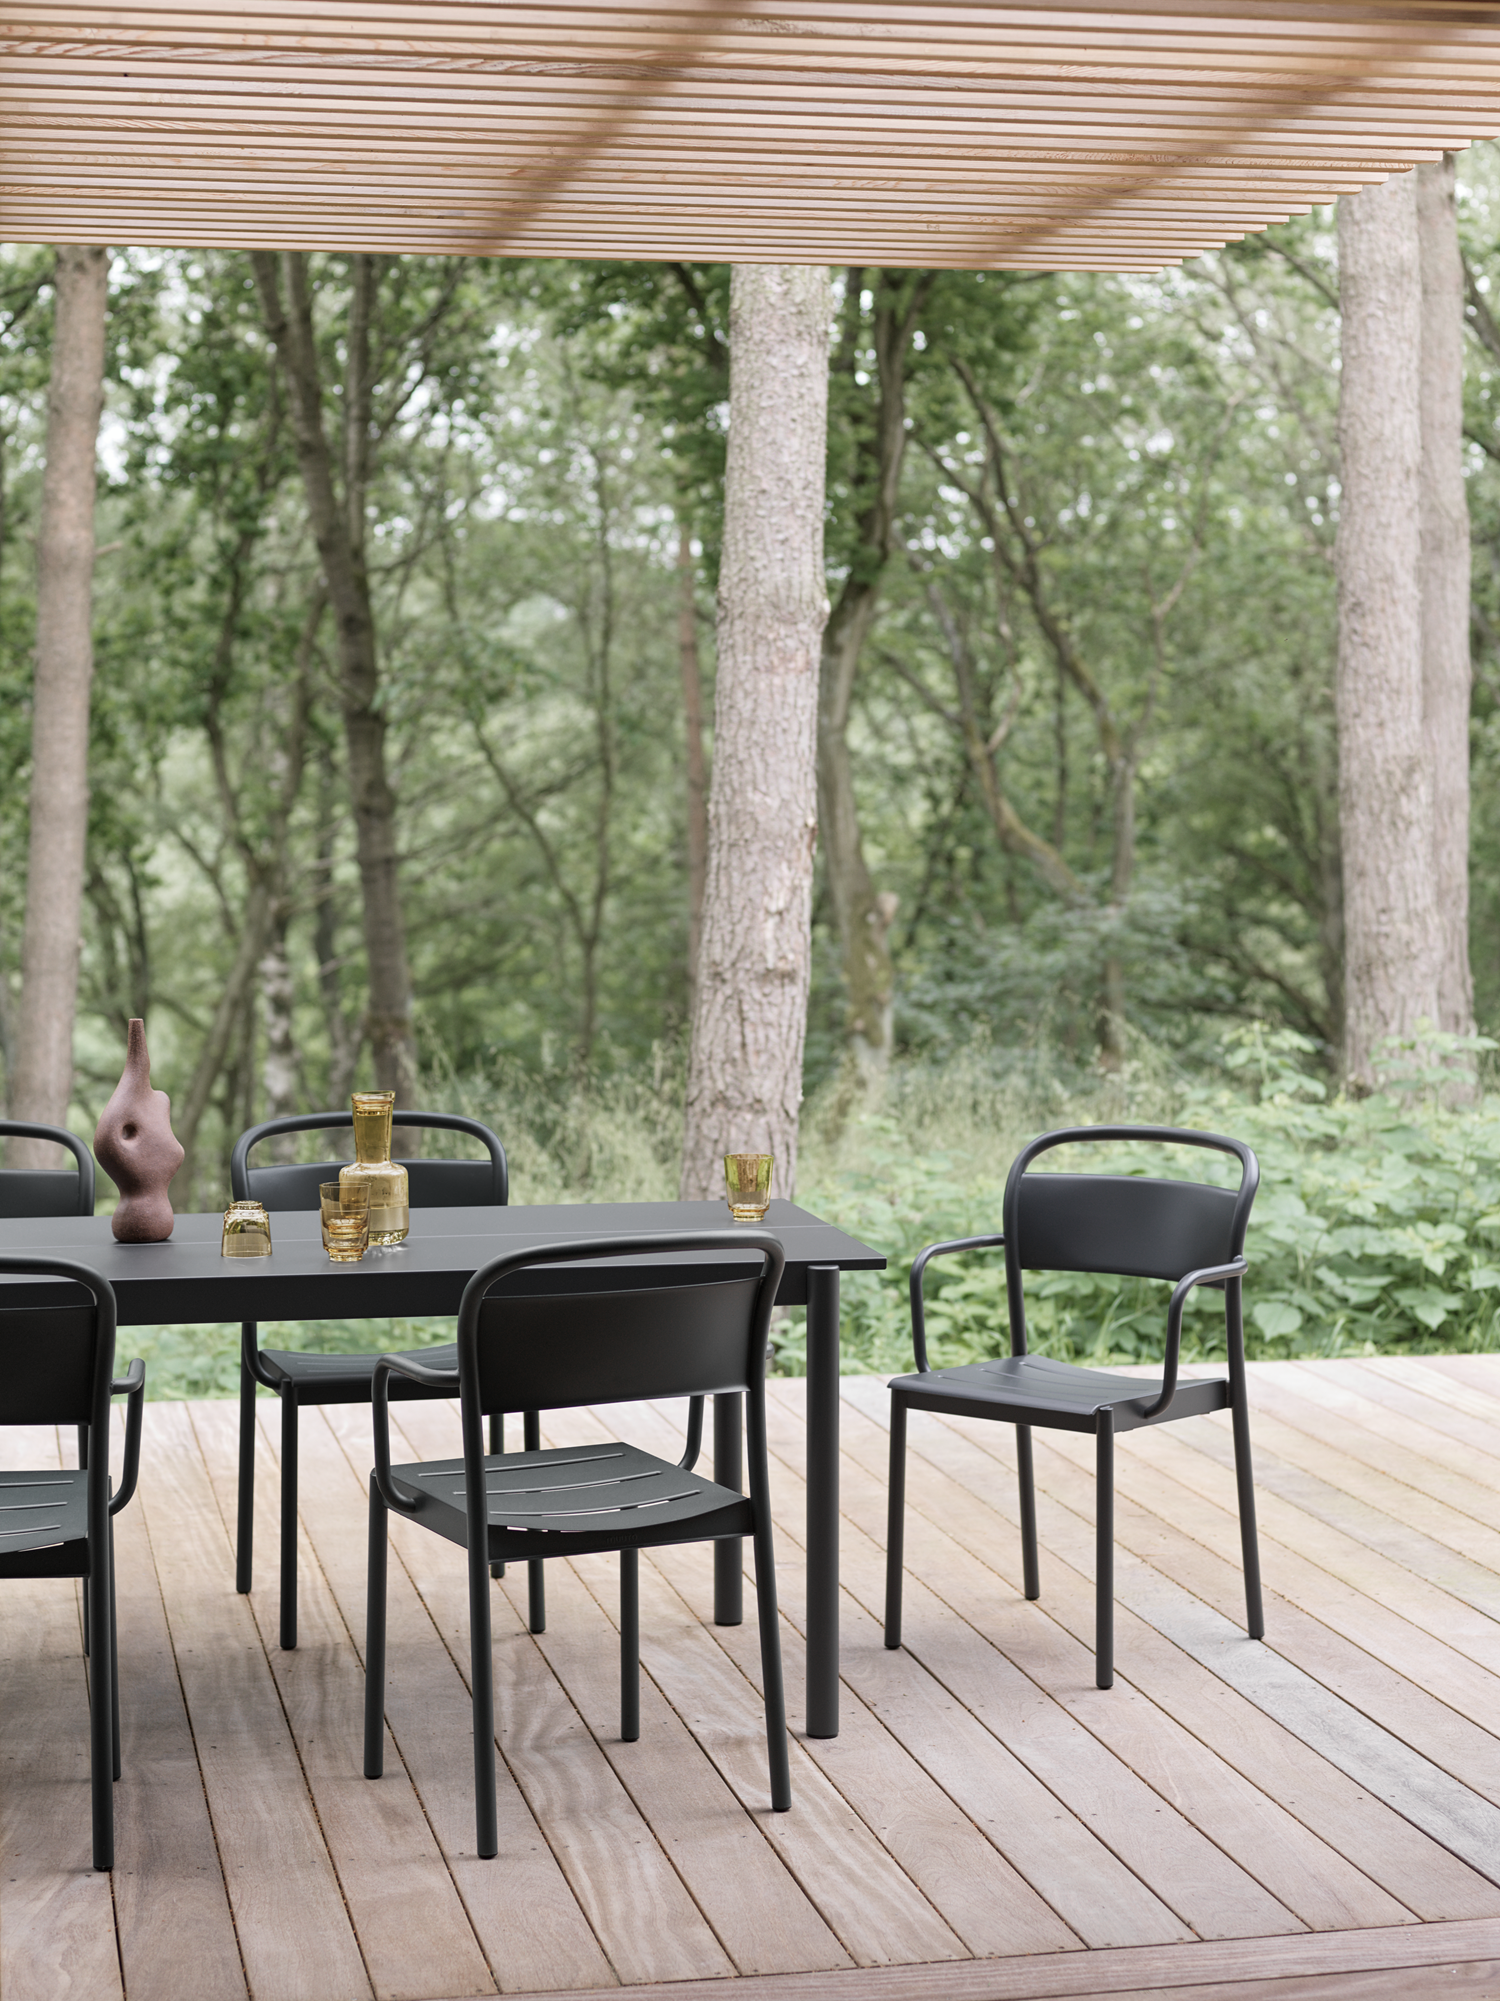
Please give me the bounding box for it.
[95,1018,185,1243]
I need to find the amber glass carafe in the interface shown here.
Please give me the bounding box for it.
[339,1092,410,1245]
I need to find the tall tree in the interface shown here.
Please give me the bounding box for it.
[819,270,931,1074]
[9,245,107,1166]
[1337,173,1441,1087]
[1417,154,1476,1038]
[680,266,832,1200]
[678,524,709,1011]
[253,251,418,1101]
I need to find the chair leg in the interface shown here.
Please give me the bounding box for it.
[884,1396,907,1649]
[110,1518,121,1782]
[280,1389,299,1651]
[524,1410,545,1633]
[1017,1423,1040,1601]
[88,1531,114,1870]
[488,1413,505,1580]
[468,1530,498,1857]
[1096,1412,1114,1691]
[79,1424,91,1656]
[749,1516,791,1812]
[236,1343,258,1595]
[620,1548,640,1742]
[1229,1367,1266,1640]
[364,1481,389,1779]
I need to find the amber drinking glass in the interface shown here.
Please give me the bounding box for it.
[221,1200,273,1258]
[723,1152,773,1222]
[321,1179,370,1260]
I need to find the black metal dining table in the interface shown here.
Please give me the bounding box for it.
[0,1196,885,1737]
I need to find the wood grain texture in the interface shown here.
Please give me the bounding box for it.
[9,1360,1500,1999]
[11,4,1500,268]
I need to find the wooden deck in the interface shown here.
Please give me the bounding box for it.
[6,1359,1500,2001]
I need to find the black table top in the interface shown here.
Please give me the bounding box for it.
[0,1199,885,1324]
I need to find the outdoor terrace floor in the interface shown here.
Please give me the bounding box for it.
[6,1359,1500,2001]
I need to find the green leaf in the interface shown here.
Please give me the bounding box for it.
[1252,1301,1303,1338]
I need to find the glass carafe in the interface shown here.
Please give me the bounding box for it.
[339,1091,410,1246]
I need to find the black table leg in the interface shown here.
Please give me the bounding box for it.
[713,1391,743,1624]
[806,1264,840,1737]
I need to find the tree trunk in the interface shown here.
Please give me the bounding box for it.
[9,245,108,1168]
[1337,174,1441,1088]
[680,265,831,1201]
[260,913,299,1159]
[678,524,709,1012]
[252,250,417,1103]
[1417,154,1476,1040]
[818,274,926,1075]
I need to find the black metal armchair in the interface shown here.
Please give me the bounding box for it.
[363,1231,791,1855]
[884,1125,1264,1689]
[0,1255,145,1871]
[230,1108,511,1649]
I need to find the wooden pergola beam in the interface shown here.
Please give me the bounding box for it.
[8,2,1500,268]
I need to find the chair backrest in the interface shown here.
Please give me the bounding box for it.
[0,1121,96,1218]
[0,1255,116,1431]
[456,1233,785,1420]
[230,1110,508,1212]
[1001,1126,1258,1353]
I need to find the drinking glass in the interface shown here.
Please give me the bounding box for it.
[221,1200,272,1258]
[723,1152,773,1222]
[321,1179,370,1261]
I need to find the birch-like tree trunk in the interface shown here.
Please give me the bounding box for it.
[680,265,832,1200]
[9,246,107,1167]
[1337,173,1441,1087]
[1417,154,1476,1039]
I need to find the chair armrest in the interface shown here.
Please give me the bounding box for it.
[909,1235,1007,1373]
[110,1357,146,1515]
[371,1352,459,1513]
[1139,1259,1250,1422]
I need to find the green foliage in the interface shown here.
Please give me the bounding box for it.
[131,1032,1500,1396]
[796,1029,1500,1378]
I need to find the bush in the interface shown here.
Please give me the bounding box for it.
[131,1027,1500,1395]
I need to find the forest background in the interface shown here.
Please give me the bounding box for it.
[7,155,1500,1394]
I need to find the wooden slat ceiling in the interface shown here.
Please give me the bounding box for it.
[6,2,1500,269]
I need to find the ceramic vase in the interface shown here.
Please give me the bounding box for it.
[95,1018,185,1243]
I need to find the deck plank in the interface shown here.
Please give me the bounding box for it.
[189,1399,500,2001]
[110,1407,247,2001]
[11,1362,1500,1999]
[288,1399,623,1995]
[811,1398,1404,1937]
[0,1422,124,2001]
[384,1398,740,1988]
[833,1379,1500,1922]
[136,1400,372,2001]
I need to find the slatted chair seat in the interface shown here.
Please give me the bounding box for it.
[885,1124,1264,1692]
[256,1341,460,1403]
[385,1441,756,1559]
[363,1233,791,1855]
[230,1108,511,1650]
[891,1352,1233,1432]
